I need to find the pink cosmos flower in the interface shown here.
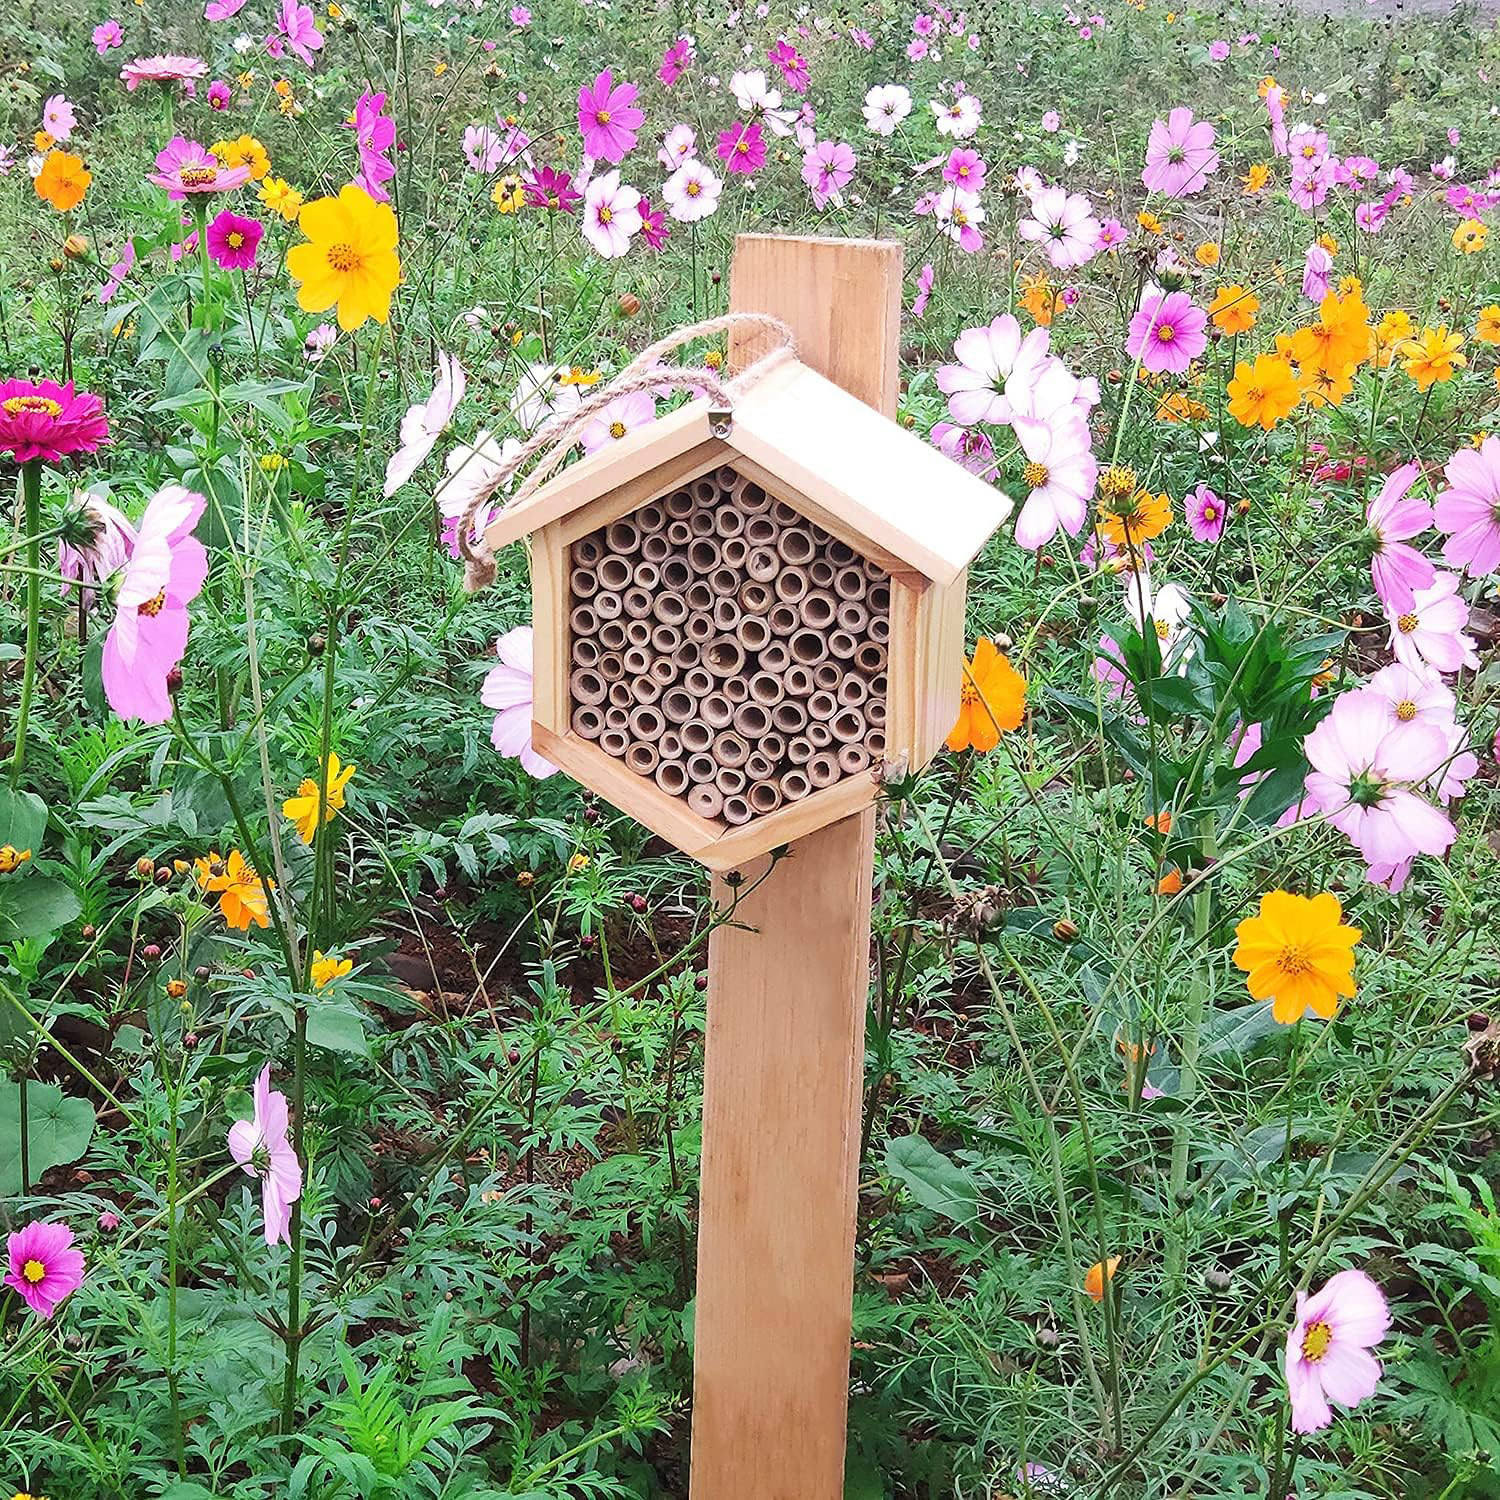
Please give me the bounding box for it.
[1265,84,1287,155]
[150,136,251,197]
[863,83,912,135]
[271,0,323,67]
[1018,186,1100,270]
[802,140,855,209]
[93,19,123,52]
[121,54,208,90]
[579,390,657,454]
[663,158,721,221]
[932,93,981,139]
[1388,571,1480,675]
[1365,462,1434,612]
[5,1221,85,1319]
[768,38,809,92]
[658,122,696,171]
[659,36,693,85]
[206,79,232,109]
[384,350,465,497]
[1012,411,1096,549]
[1141,106,1219,197]
[205,0,246,16]
[1126,288,1207,375]
[1285,1269,1390,1434]
[717,119,767,174]
[101,485,208,725]
[1365,661,1456,740]
[1303,689,1455,868]
[1207,38,1230,61]
[943,147,985,191]
[348,90,396,202]
[98,1210,121,1231]
[1096,217,1127,250]
[911,262,935,317]
[206,209,263,269]
[934,186,984,252]
[484,626,558,778]
[1433,435,1500,575]
[42,95,76,142]
[228,1065,303,1246]
[581,170,641,258]
[1302,243,1334,302]
[0,379,109,463]
[524,165,581,214]
[1290,160,1337,214]
[60,493,135,600]
[637,197,669,250]
[510,4,530,22]
[577,70,642,164]
[1289,126,1329,169]
[936,315,1050,426]
[1186,484,1226,542]
[930,422,993,477]
[97,241,133,308]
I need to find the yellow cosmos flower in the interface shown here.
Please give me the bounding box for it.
[286,186,401,331]
[1241,162,1270,194]
[1193,241,1220,267]
[1453,218,1488,254]
[0,845,34,874]
[1136,209,1164,235]
[491,173,525,213]
[1227,353,1300,429]
[258,175,304,221]
[1208,284,1258,335]
[1398,325,1467,391]
[282,752,357,844]
[1476,304,1500,345]
[1233,890,1360,1024]
[211,134,271,180]
[195,849,273,931]
[311,950,353,987]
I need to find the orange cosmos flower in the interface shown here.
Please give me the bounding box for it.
[946,639,1026,752]
[1209,284,1258,335]
[34,150,91,212]
[194,849,274,930]
[1476,305,1500,345]
[1227,353,1300,429]
[1233,890,1360,1024]
[1085,1256,1121,1301]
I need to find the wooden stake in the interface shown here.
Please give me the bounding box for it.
[690,235,903,1500]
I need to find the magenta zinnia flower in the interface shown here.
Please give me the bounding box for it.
[150,136,250,197]
[1433,434,1500,576]
[484,626,558,778]
[1127,288,1207,375]
[349,90,396,202]
[101,485,208,724]
[206,209,264,269]
[717,119,767,175]
[1285,1269,1390,1433]
[1365,462,1434,611]
[228,1064,303,1246]
[5,1221,86,1319]
[1141,106,1219,198]
[120,54,207,90]
[577,69,643,164]
[0,378,108,463]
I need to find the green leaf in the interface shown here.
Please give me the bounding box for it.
[0,1081,96,1194]
[304,997,371,1057]
[884,1134,980,1223]
[0,788,47,853]
[0,876,81,943]
[1200,1002,1284,1059]
[844,1449,887,1500]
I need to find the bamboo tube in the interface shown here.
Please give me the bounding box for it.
[599,728,629,758]
[685,613,714,644]
[748,672,784,706]
[870,672,889,698]
[807,722,833,749]
[627,705,665,743]
[788,629,828,666]
[637,502,666,533]
[632,674,663,705]
[837,744,870,775]
[598,620,627,651]
[572,704,605,739]
[737,615,771,653]
[812,662,841,693]
[854,642,887,676]
[572,637,601,668]
[800,590,837,629]
[774,567,810,604]
[721,537,749,569]
[702,693,735,729]
[570,668,608,706]
[744,750,775,782]
[604,705,629,731]
[863,557,885,581]
[573,535,605,566]
[758,641,790,674]
[828,630,859,662]
[713,506,745,539]
[652,592,689,627]
[650,659,677,688]
[739,581,775,616]
[715,765,748,795]
[733,702,770,739]
[608,680,633,709]
[769,604,801,638]
[868,581,891,613]
[682,719,713,754]
[633,560,661,590]
[724,676,749,705]
[660,557,692,592]
[866,697,887,728]
[691,476,718,506]
[806,752,840,790]
[722,795,753,826]
[651,623,683,654]
[827,540,856,566]
[759,731,786,762]
[689,537,721,572]
[713,600,744,636]
[664,489,694,520]
[625,618,652,647]
[771,699,807,735]
[689,509,716,537]
[745,516,777,547]
[838,674,868,707]
[832,567,865,602]
[623,645,651,676]
[687,752,718,785]
[786,736,814,766]
[571,566,600,599]
[808,690,838,722]
[605,519,640,555]
[771,501,800,527]
[776,528,817,567]
[597,652,625,683]
[830,708,865,745]
[779,768,811,801]
[714,464,741,488]
[745,546,779,582]
[837,600,869,634]
[659,730,683,761]
[809,559,835,589]
[569,603,599,637]
[748,781,783,815]
[869,615,891,645]
[625,742,660,776]
[710,567,742,599]
[623,587,653,621]
[667,519,693,547]
[657,760,690,797]
[687,783,724,819]
[703,637,746,678]
[641,532,671,564]
[738,482,772,515]
[676,640,702,669]
[867,729,886,756]
[684,666,714,698]
[783,664,815,698]
[686,581,715,614]
[593,590,624,622]
[662,687,696,724]
[715,733,749,769]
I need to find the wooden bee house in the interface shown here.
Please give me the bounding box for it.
[483,309,1011,872]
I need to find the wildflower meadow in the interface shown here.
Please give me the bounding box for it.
[2,0,1500,1494]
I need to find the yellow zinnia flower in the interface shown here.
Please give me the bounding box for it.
[282,752,357,843]
[286,185,401,331]
[311,950,353,988]
[1233,890,1360,1024]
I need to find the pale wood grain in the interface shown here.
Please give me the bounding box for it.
[529,528,567,728]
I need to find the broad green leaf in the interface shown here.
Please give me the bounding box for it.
[305,997,371,1057]
[0,788,47,854]
[884,1134,980,1223]
[0,1081,96,1193]
[0,876,81,943]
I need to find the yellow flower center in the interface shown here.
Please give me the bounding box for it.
[609,420,626,438]
[138,589,167,618]
[1277,942,1312,976]
[1301,1319,1332,1361]
[736,140,750,154]
[1395,700,1417,721]
[1202,504,1218,520]
[228,231,245,248]
[686,181,700,196]
[959,681,981,705]
[179,166,217,186]
[22,1258,47,1284]
[326,242,360,272]
[1157,324,1175,342]
[1154,619,1172,640]
[598,206,612,223]
[596,109,611,124]
[1022,461,1049,489]
[3,395,63,417]
[953,208,969,226]
[1396,612,1418,634]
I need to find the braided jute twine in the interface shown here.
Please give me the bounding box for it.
[457,312,798,593]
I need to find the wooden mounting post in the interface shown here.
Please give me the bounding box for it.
[689,235,903,1500]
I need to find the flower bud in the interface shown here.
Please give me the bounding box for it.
[143,943,162,960]
[166,978,187,998]
[136,857,155,879]
[63,233,89,259]
[617,292,641,317]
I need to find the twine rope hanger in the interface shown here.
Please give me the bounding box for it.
[457,312,798,592]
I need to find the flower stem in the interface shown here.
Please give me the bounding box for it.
[8,460,43,788]
[278,1003,307,1435]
